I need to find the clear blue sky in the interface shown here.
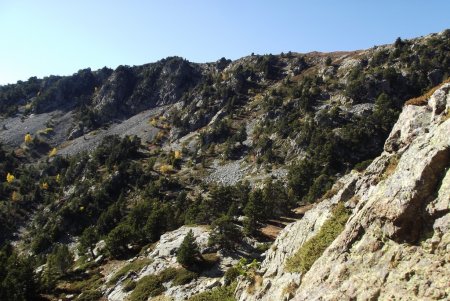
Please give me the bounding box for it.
[1,0,449,85]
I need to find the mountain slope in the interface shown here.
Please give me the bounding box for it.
[0,30,449,301]
[236,82,450,300]
[1,30,449,201]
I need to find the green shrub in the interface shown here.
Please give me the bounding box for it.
[224,267,240,285]
[256,242,271,253]
[63,273,103,295]
[285,203,350,273]
[172,269,198,286]
[125,267,196,301]
[353,159,373,172]
[106,223,135,258]
[76,290,103,301]
[109,258,152,284]
[158,267,178,282]
[188,282,236,301]
[158,267,198,286]
[122,278,136,292]
[31,233,52,254]
[128,275,165,301]
[209,215,242,250]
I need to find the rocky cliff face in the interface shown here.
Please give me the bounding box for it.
[236,83,450,300]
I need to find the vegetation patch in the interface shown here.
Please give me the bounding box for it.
[353,159,374,172]
[187,282,237,301]
[317,181,344,202]
[405,78,450,106]
[282,282,300,299]
[62,272,103,295]
[128,275,166,301]
[224,267,241,285]
[246,274,263,295]
[381,154,400,180]
[442,108,450,122]
[158,267,198,286]
[172,269,198,286]
[125,267,198,300]
[75,289,103,301]
[150,296,174,301]
[285,203,350,273]
[108,258,152,284]
[122,278,137,292]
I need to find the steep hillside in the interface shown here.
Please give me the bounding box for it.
[2,30,449,200]
[0,30,449,301]
[236,83,450,300]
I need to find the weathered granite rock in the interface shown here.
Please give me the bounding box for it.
[93,240,106,257]
[236,83,450,301]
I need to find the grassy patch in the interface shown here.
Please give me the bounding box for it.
[246,274,263,295]
[158,267,178,282]
[198,252,220,270]
[353,159,373,172]
[224,267,240,284]
[62,271,103,295]
[122,278,136,292]
[172,269,198,286]
[282,282,299,298]
[405,78,450,106]
[149,296,174,301]
[188,282,237,301]
[285,203,350,273]
[317,182,343,202]
[74,256,100,271]
[108,258,152,284]
[126,267,198,300]
[256,242,271,253]
[75,289,103,301]
[158,267,198,286]
[128,275,165,301]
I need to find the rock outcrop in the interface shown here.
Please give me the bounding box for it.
[236,83,450,300]
[107,226,240,301]
[93,57,202,123]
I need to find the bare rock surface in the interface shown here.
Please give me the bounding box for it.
[205,159,249,186]
[0,110,73,148]
[236,83,450,301]
[59,107,164,156]
[0,106,165,157]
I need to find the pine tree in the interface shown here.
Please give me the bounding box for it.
[79,226,99,258]
[48,244,73,276]
[177,230,199,268]
[209,215,241,250]
[106,223,135,258]
[243,189,264,235]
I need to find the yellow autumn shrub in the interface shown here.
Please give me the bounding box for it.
[6,173,15,183]
[24,133,33,144]
[159,164,174,174]
[49,148,57,157]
